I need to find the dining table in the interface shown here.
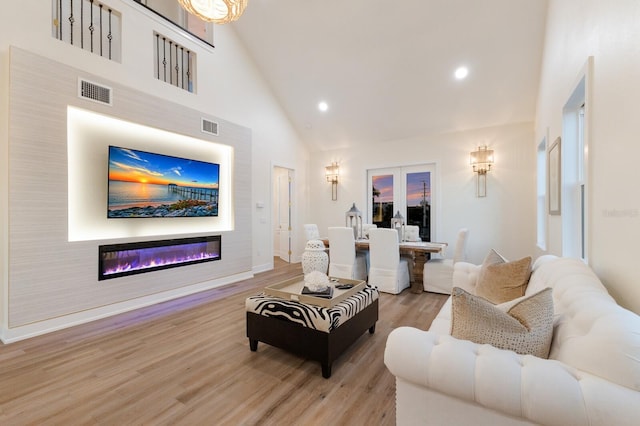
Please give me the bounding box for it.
[322,238,448,294]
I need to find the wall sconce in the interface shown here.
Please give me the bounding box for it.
[470,145,494,197]
[325,162,339,200]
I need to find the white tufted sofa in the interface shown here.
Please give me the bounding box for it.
[384,255,640,425]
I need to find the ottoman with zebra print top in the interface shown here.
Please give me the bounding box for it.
[246,284,379,378]
[245,285,378,333]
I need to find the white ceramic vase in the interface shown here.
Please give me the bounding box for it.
[302,240,329,275]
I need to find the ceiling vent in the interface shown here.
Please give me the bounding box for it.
[201,118,219,136]
[78,78,112,106]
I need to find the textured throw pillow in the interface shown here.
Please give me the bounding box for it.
[451,287,554,358]
[476,254,532,304]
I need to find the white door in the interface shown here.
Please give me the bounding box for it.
[274,167,293,263]
[367,164,436,241]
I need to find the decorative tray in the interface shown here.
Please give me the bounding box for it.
[264,276,366,308]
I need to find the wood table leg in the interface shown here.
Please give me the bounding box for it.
[409,251,428,293]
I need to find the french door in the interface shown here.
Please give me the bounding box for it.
[366,164,436,241]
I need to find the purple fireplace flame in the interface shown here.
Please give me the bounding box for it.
[99,236,221,280]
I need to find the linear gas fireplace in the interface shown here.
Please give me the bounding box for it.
[99,235,221,280]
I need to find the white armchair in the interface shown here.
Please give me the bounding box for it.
[368,228,410,294]
[328,227,368,280]
[423,228,469,294]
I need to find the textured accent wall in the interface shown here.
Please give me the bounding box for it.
[7,47,252,330]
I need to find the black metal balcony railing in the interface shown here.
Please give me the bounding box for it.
[53,0,122,62]
[53,1,195,93]
[154,32,196,93]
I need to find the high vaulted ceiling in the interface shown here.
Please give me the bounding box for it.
[231,0,548,152]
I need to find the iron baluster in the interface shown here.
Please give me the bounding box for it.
[68,0,74,45]
[89,0,94,53]
[169,41,173,85]
[108,8,113,60]
[155,34,160,79]
[186,50,191,92]
[162,37,167,83]
[99,4,103,57]
[180,47,185,90]
[80,0,84,49]
[175,44,179,87]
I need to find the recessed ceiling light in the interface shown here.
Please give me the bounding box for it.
[318,101,329,112]
[454,66,469,80]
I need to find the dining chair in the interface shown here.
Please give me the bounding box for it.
[368,228,410,294]
[403,225,421,242]
[303,224,321,241]
[361,223,378,239]
[423,228,469,294]
[327,227,368,281]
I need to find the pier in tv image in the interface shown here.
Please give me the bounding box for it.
[107,146,220,218]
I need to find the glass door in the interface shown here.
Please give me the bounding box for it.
[404,167,432,241]
[369,168,395,229]
[367,164,436,241]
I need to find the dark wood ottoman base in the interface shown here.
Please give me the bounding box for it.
[246,299,378,378]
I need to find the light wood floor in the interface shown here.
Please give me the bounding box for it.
[0,259,447,425]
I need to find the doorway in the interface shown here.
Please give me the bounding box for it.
[273,166,294,263]
[367,164,436,241]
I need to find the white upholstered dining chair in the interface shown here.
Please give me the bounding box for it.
[361,223,378,239]
[423,228,469,294]
[328,227,368,281]
[368,228,410,294]
[402,225,421,242]
[303,224,320,241]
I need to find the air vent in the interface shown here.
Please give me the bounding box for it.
[78,79,112,106]
[201,118,219,136]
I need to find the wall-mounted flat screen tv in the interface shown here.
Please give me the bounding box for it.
[107,146,220,218]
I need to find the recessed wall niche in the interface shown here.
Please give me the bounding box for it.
[67,106,234,241]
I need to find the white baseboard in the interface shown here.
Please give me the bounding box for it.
[0,271,253,344]
[252,262,273,274]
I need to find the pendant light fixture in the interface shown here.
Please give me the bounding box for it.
[178,0,248,24]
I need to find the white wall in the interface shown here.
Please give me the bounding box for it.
[0,0,309,273]
[0,0,309,339]
[211,25,309,271]
[308,122,537,265]
[536,0,640,313]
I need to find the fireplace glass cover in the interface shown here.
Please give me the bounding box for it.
[99,235,221,280]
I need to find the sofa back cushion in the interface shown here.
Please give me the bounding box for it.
[531,257,640,391]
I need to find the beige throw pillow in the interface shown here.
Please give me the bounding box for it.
[451,287,554,358]
[482,248,507,266]
[476,254,532,304]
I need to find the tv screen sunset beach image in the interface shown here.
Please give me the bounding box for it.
[107,146,220,218]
